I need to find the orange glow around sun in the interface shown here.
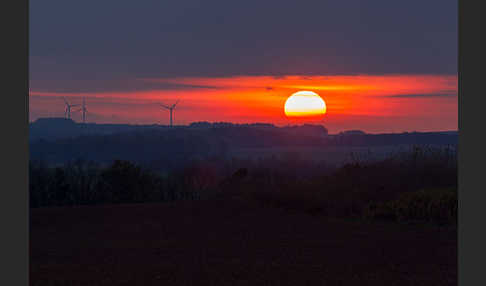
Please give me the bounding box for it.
[284,91,326,117]
[29,74,458,133]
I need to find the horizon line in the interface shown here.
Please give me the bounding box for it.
[29,116,458,135]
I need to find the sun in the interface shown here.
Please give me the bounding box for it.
[284,91,327,117]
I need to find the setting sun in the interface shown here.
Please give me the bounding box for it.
[284,91,327,117]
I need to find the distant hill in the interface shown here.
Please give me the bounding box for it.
[327,131,458,146]
[29,118,80,140]
[29,118,330,141]
[29,118,457,167]
[29,117,170,141]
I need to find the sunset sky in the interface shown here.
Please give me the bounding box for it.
[29,0,457,134]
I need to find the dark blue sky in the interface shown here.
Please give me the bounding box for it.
[30,0,457,93]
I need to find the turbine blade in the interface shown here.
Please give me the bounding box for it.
[173,99,180,108]
[63,97,69,105]
[160,103,170,109]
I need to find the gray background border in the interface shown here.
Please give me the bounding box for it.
[1,0,483,285]
[458,1,485,285]
[1,0,28,284]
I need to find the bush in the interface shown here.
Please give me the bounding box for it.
[364,187,457,224]
[30,160,170,207]
[99,160,161,203]
[29,145,457,218]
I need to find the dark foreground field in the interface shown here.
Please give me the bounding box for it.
[30,197,456,286]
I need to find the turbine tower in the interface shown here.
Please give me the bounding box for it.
[160,100,180,127]
[63,97,79,120]
[80,97,88,124]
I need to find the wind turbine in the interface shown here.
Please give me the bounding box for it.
[79,97,88,124]
[72,97,88,124]
[159,100,180,127]
[63,97,79,120]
